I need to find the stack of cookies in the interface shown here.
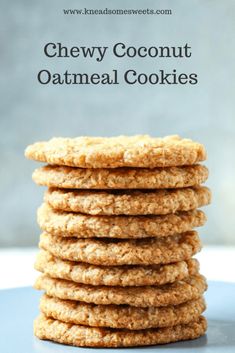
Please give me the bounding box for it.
[25,135,211,348]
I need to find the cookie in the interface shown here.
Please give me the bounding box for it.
[25,135,206,168]
[38,203,206,239]
[34,314,207,347]
[45,186,211,215]
[40,294,206,330]
[32,164,208,189]
[34,274,207,307]
[35,250,199,286]
[39,231,201,266]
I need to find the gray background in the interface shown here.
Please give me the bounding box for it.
[0,0,234,246]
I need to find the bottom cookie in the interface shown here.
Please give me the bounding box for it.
[34,314,207,347]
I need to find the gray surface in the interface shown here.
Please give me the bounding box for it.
[0,0,235,246]
[0,281,235,352]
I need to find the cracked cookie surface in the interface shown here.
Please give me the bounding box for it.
[39,231,201,266]
[45,186,211,215]
[34,314,207,347]
[33,164,208,189]
[40,294,206,330]
[25,135,206,168]
[38,203,206,238]
[34,274,207,307]
[35,250,199,286]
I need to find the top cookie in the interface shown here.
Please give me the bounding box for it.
[25,135,206,168]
